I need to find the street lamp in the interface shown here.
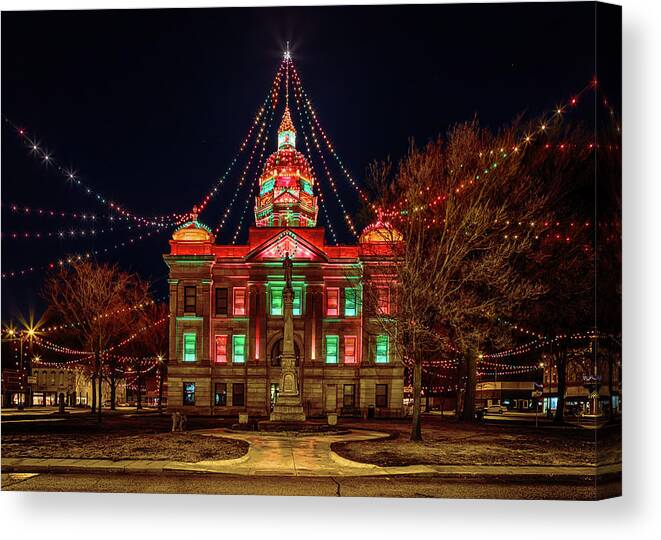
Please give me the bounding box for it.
[3,319,43,408]
[2,326,32,408]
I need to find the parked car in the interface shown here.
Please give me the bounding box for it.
[485,404,507,414]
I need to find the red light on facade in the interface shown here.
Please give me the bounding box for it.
[326,288,339,316]
[233,287,246,316]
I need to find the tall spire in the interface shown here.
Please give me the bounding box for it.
[285,41,290,108]
[278,43,296,150]
[279,106,296,135]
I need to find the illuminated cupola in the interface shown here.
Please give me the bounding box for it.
[359,210,403,244]
[254,106,318,227]
[169,205,215,255]
[277,106,296,149]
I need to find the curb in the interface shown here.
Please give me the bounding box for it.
[2,459,621,481]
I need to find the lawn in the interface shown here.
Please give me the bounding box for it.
[1,412,247,462]
[334,417,621,467]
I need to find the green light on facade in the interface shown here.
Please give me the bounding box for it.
[301,180,313,195]
[269,285,303,316]
[260,178,275,195]
[183,332,196,362]
[345,287,359,317]
[376,335,389,363]
[271,286,284,316]
[293,287,302,316]
[278,130,296,149]
[233,335,246,364]
[172,259,212,266]
[325,335,339,364]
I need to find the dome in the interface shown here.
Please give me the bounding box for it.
[261,147,312,183]
[172,207,215,243]
[359,217,403,244]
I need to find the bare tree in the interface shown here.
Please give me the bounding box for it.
[43,261,150,422]
[122,302,168,412]
[363,121,572,438]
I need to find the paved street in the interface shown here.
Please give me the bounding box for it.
[0,471,621,499]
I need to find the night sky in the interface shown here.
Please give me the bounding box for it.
[1,3,620,321]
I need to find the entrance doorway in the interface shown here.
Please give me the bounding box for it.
[270,339,301,366]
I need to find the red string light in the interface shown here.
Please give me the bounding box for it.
[212,68,282,236]
[1,227,166,280]
[196,59,286,215]
[3,116,186,227]
[290,60,358,238]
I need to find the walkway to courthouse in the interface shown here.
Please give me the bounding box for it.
[1,427,621,479]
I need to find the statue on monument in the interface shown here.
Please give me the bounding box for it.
[283,251,293,287]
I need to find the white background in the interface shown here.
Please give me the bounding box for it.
[1,0,659,538]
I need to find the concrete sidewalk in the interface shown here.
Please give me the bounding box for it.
[1,428,621,479]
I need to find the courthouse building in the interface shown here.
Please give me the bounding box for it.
[164,107,404,417]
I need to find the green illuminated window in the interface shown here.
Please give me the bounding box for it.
[270,286,303,316]
[375,335,389,364]
[233,334,246,364]
[293,287,302,316]
[183,332,196,362]
[301,180,313,195]
[260,178,275,195]
[271,287,283,316]
[278,130,296,149]
[325,335,339,364]
[344,288,359,317]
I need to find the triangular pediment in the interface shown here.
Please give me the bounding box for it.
[246,228,328,262]
[273,190,300,204]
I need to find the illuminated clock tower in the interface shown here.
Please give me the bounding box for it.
[254,105,319,227]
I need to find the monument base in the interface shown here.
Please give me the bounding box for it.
[270,392,306,422]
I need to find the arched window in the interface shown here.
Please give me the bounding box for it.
[59,371,65,386]
[270,338,301,367]
[50,371,56,385]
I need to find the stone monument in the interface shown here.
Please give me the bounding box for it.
[270,253,306,422]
